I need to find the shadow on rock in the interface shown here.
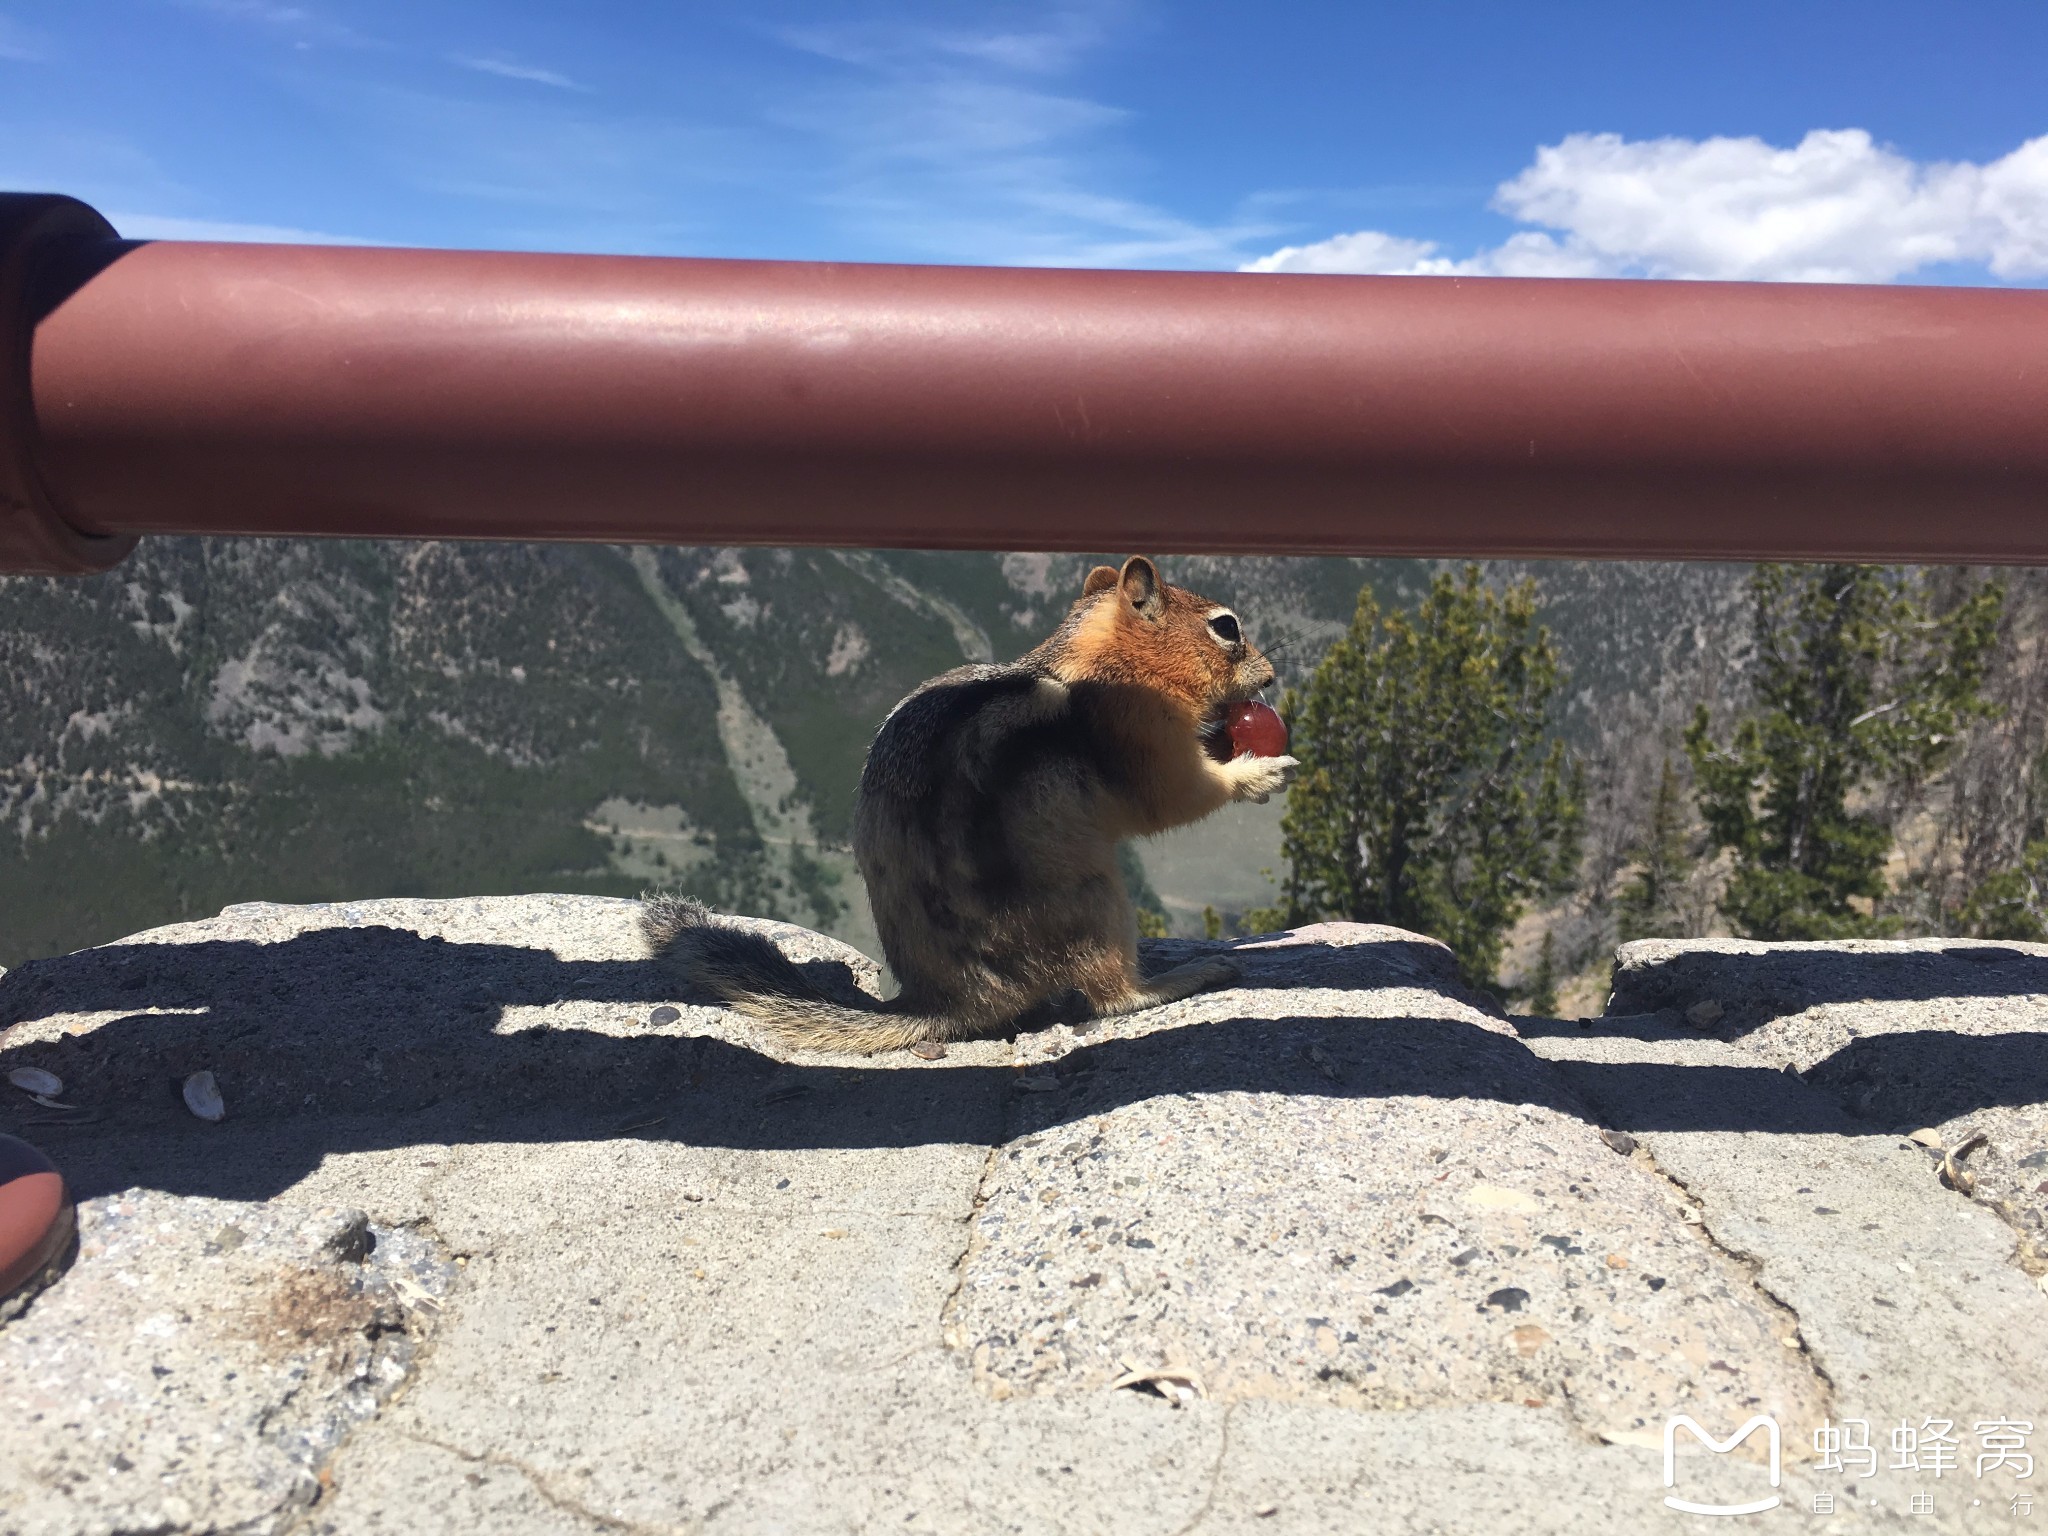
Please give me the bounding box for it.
[1806,1029,2048,1128]
[1608,943,2048,1030]
[1550,1033,2048,1137]
[6,924,2044,1201]
[0,924,1539,1197]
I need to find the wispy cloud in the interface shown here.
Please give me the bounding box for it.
[0,129,192,209]
[0,15,48,62]
[173,0,379,50]
[770,4,1268,267]
[109,211,376,244]
[450,54,586,92]
[0,122,371,247]
[1244,130,2048,284]
[780,7,1111,76]
[326,80,757,253]
[180,0,315,22]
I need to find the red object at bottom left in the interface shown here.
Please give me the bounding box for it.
[0,1134,75,1303]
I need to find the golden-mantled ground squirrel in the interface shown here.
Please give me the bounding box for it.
[643,556,1296,1053]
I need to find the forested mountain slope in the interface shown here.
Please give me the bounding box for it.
[0,539,1748,965]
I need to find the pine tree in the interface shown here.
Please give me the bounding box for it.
[1275,566,1583,990]
[1616,756,1695,943]
[1960,753,2048,940]
[1525,930,1560,1016]
[1686,563,2002,940]
[1961,845,2048,939]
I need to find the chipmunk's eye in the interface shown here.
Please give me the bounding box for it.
[1207,613,1242,647]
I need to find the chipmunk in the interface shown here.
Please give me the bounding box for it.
[642,556,1296,1053]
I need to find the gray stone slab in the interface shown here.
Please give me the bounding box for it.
[7,902,2047,1534]
[0,897,890,1146]
[1533,937,2048,1532]
[0,1191,452,1536]
[1606,936,2048,1272]
[951,927,1827,1447]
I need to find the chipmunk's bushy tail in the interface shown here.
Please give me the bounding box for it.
[640,894,946,1055]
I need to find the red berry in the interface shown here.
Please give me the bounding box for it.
[1226,700,1289,758]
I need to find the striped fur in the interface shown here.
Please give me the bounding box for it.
[643,557,1297,1054]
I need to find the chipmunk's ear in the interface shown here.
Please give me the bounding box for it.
[1118,556,1165,621]
[1081,565,1120,599]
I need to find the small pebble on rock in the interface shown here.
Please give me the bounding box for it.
[6,1067,61,1098]
[182,1071,225,1123]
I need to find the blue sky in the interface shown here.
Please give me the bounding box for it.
[4,2,2047,281]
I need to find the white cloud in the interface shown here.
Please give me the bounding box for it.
[1243,129,2048,283]
[1244,229,1446,276]
[1976,136,2048,278]
[109,212,377,244]
[451,54,586,92]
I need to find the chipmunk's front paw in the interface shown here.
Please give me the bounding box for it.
[1228,753,1299,804]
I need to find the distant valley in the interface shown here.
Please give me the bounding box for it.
[0,539,1750,967]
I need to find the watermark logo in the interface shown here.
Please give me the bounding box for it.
[1664,1414,1782,1517]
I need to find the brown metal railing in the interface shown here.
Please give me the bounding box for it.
[6,190,2048,577]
